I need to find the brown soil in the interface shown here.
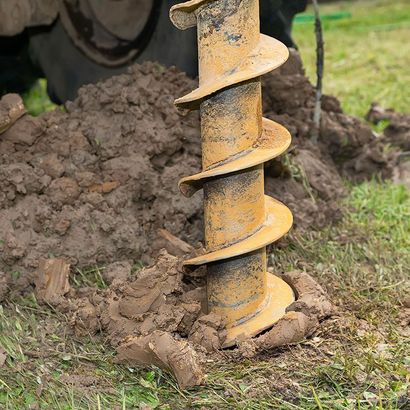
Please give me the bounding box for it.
[366,103,410,152]
[29,250,332,388]
[0,51,400,279]
[0,49,407,389]
[366,103,410,189]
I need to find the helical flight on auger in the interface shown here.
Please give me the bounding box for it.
[170,0,295,347]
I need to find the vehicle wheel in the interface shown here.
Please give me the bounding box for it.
[28,0,197,103]
[27,0,307,103]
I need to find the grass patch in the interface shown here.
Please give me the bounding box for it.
[22,79,57,117]
[1,181,408,409]
[293,0,410,117]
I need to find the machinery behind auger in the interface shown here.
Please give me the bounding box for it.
[170,0,295,347]
[0,0,307,102]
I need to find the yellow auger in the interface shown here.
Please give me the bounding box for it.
[170,0,294,347]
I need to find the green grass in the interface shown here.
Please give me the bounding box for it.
[293,0,410,118]
[1,181,409,409]
[22,79,57,116]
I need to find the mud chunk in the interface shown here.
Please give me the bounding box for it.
[188,313,227,352]
[71,298,100,337]
[47,177,80,205]
[37,153,65,178]
[0,271,11,302]
[342,139,396,181]
[320,112,373,158]
[118,251,182,318]
[393,161,410,190]
[2,231,26,262]
[34,258,71,304]
[258,311,316,349]
[253,271,332,351]
[102,261,131,285]
[69,131,91,152]
[237,339,258,359]
[75,171,99,188]
[100,294,141,345]
[293,149,345,200]
[177,303,202,336]
[398,309,410,337]
[2,115,44,145]
[366,103,410,151]
[0,93,26,134]
[89,181,120,194]
[154,228,194,257]
[283,271,333,319]
[54,218,71,235]
[116,331,203,389]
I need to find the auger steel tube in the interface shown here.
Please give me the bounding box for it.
[170,0,295,347]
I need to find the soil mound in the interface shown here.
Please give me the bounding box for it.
[0,51,400,277]
[29,251,332,389]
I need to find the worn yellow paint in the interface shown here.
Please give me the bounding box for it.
[179,118,291,197]
[186,196,293,264]
[170,0,295,347]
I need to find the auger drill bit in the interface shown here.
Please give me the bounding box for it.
[170,0,294,347]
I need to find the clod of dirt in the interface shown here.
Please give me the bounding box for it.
[116,331,203,389]
[283,270,333,319]
[156,228,195,257]
[247,270,333,354]
[101,261,131,285]
[366,103,410,151]
[188,313,227,351]
[292,149,345,200]
[257,311,314,350]
[0,94,26,134]
[366,103,410,188]
[97,251,205,345]
[34,258,71,304]
[398,308,410,337]
[34,251,332,388]
[0,271,11,302]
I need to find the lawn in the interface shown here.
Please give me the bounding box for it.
[293,0,410,118]
[2,0,410,408]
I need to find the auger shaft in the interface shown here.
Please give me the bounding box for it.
[171,0,295,347]
[202,82,266,325]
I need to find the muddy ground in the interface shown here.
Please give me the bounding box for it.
[0,50,403,279]
[0,50,408,388]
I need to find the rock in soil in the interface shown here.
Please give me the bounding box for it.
[0,52,402,279]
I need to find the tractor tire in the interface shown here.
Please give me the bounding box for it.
[7,0,307,103]
[28,0,197,103]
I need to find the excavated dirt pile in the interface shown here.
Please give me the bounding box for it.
[0,50,402,279]
[28,251,332,389]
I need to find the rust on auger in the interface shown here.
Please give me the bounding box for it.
[170,0,294,347]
